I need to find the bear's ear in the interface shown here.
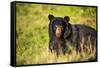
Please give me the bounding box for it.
[48,14,55,21]
[64,16,70,23]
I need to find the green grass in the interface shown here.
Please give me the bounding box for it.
[16,3,97,65]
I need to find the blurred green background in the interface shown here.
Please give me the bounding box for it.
[16,3,97,65]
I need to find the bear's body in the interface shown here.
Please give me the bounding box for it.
[64,24,96,52]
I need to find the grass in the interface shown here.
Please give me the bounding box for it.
[16,3,97,65]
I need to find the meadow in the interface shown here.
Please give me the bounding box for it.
[16,3,97,65]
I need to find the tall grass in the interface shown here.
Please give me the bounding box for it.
[16,3,97,65]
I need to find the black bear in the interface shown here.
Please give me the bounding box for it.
[48,14,96,56]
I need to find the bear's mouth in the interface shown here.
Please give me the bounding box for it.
[55,33,62,38]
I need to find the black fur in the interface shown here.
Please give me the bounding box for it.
[64,24,96,52]
[48,14,96,56]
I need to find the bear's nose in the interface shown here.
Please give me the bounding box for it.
[56,28,61,33]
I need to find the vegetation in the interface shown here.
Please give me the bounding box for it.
[16,3,97,65]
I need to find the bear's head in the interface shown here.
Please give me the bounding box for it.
[48,14,70,38]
